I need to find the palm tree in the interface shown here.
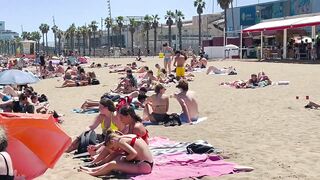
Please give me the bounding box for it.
[217,0,232,42]
[88,27,92,56]
[76,27,82,55]
[174,10,185,50]
[105,17,112,54]
[129,18,138,55]
[151,14,160,55]
[143,15,152,55]
[30,31,41,53]
[64,31,70,51]
[21,32,31,40]
[194,0,206,51]
[68,23,76,51]
[80,25,88,56]
[165,11,175,47]
[116,16,124,54]
[39,24,49,53]
[51,25,58,54]
[56,30,63,55]
[89,21,98,56]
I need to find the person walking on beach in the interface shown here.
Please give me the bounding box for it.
[162,43,174,74]
[173,50,187,80]
[173,80,199,124]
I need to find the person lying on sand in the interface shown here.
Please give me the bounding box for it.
[112,69,137,94]
[206,66,237,75]
[305,101,320,109]
[143,84,169,123]
[79,130,153,177]
[109,63,137,73]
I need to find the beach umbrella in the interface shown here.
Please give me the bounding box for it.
[294,36,312,44]
[225,44,239,50]
[0,113,71,179]
[0,69,40,85]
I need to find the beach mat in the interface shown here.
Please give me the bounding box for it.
[72,108,99,114]
[143,117,207,126]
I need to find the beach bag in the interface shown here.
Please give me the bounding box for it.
[91,79,100,85]
[186,141,216,154]
[163,113,181,126]
[76,130,97,155]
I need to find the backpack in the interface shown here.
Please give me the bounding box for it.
[186,141,216,154]
[75,130,97,155]
[91,79,100,85]
[163,113,182,126]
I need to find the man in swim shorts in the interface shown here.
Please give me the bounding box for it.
[173,50,187,80]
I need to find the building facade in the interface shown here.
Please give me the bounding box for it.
[0,21,19,41]
[226,0,320,33]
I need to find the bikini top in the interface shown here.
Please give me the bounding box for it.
[0,153,14,180]
[101,114,118,133]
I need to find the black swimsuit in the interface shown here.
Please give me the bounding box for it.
[0,153,14,180]
[129,137,154,169]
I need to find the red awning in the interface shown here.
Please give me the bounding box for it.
[243,14,320,33]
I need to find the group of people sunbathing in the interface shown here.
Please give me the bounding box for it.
[59,65,99,88]
[220,72,272,89]
[65,79,199,177]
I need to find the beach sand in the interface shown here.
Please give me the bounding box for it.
[34,57,320,180]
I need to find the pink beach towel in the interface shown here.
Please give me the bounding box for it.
[132,153,236,180]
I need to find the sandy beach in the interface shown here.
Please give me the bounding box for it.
[34,57,320,180]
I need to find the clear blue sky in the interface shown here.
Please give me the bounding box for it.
[1,0,272,40]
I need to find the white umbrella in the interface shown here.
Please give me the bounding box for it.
[225,44,239,50]
[294,36,312,44]
[0,69,40,85]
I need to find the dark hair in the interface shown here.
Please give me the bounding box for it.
[100,98,116,112]
[19,93,28,101]
[251,74,257,77]
[147,70,153,75]
[137,94,147,102]
[161,68,167,74]
[176,80,189,91]
[163,43,168,47]
[30,94,38,100]
[144,66,149,71]
[155,84,165,94]
[139,87,148,93]
[126,69,133,73]
[119,106,142,122]
[175,50,181,55]
[0,126,8,152]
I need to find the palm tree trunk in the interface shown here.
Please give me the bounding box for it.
[231,2,235,33]
[93,33,96,56]
[45,33,48,54]
[89,35,91,56]
[168,25,172,47]
[54,33,57,54]
[107,28,110,55]
[42,33,45,52]
[78,37,81,55]
[224,9,227,46]
[146,30,149,56]
[179,27,182,50]
[198,14,202,52]
[154,28,157,55]
[58,38,61,55]
[119,28,122,55]
[131,32,134,55]
[83,36,86,56]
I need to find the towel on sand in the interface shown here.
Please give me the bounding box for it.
[73,108,99,114]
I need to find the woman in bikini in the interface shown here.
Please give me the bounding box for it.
[79,130,153,177]
[87,106,149,165]
[162,43,174,74]
[0,127,14,180]
[65,98,126,153]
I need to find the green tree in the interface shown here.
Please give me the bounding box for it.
[76,27,82,55]
[88,27,92,56]
[152,14,160,55]
[165,11,175,47]
[67,23,76,51]
[105,17,113,54]
[194,0,206,51]
[39,23,50,53]
[51,25,58,54]
[217,0,232,41]
[144,15,152,55]
[30,31,41,53]
[56,30,63,54]
[21,32,31,40]
[129,18,138,55]
[116,16,124,54]
[80,25,88,56]
[174,10,185,50]
[89,21,98,56]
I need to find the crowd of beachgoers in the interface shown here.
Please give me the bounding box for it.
[1,42,320,179]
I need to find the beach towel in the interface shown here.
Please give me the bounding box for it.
[192,68,206,73]
[143,117,207,126]
[132,153,236,180]
[73,108,99,114]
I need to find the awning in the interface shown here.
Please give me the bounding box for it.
[243,14,320,33]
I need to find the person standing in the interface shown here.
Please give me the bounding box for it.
[173,51,187,80]
[162,43,174,74]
